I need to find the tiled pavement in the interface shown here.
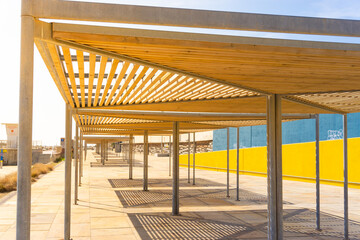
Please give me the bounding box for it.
[0,150,359,239]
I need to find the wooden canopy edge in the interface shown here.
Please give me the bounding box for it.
[31,0,360,37]
[52,22,360,52]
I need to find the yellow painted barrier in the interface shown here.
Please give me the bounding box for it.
[180,138,360,189]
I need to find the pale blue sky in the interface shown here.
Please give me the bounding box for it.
[0,0,360,145]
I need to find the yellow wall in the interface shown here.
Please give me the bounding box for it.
[180,137,360,188]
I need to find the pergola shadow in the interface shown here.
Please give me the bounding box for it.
[128,209,360,240]
[108,178,226,188]
[91,159,143,167]
[114,188,289,208]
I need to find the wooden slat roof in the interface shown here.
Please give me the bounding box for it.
[32,16,360,135]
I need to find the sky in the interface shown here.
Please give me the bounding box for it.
[0,0,360,146]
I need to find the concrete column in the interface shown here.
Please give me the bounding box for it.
[129,134,133,180]
[17,3,34,238]
[226,127,230,198]
[101,140,104,166]
[64,104,72,240]
[80,132,83,179]
[74,124,79,205]
[315,114,320,230]
[172,122,180,215]
[193,132,196,185]
[161,136,163,153]
[85,141,87,161]
[343,114,349,240]
[188,133,191,183]
[105,141,108,163]
[236,127,240,201]
[169,136,171,177]
[267,94,283,240]
[143,131,149,191]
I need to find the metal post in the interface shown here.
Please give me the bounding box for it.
[188,133,191,183]
[169,136,172,177]
[267,94,283,240]
[85,141,87,161]
[226,127,230,198]
[343,114,349,240]
[64,104,72,240]
[172,122,180,215]
[80,132,83,178]
[74,124,79,205]
[143,131,149,191]
[101,140,104,165]
[129,134,133,180]
[236,127,240,201]
[17,3,34,238]
[193,132,196,185]
[105,140,108,162]
[315,114,320,230]
[161,136,163,153]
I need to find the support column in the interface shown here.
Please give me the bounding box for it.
[172,122,180,216]
[226,127,230,198]
[85,141,87,161]
[188,133,191,183]
[17,6,34,239]
[143,131,149,191]
[236,127,240,201]
[315,114,320,230]
[193,132,196,185]
[129,134,133,180]
[267,94,283,240]
[343,114,349,240]
[80,132,83,179]
[64,104,72,240]
[74,124,79,205]
[169,136,172,177]
[105,141,108,162]
[101,140,104,166]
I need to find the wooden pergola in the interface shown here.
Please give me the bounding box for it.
[17,0,360,239]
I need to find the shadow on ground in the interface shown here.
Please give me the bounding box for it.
[108,178,226,188]
[128,209,360,239]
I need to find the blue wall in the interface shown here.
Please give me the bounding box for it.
[213,113,360,151]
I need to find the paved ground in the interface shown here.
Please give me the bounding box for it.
[0,150,359,239]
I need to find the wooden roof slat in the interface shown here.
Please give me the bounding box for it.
[118,66,149,104]
[104,61,131,106]
[126,68,158,104]
[62,47,80,107]
[110,63,139,105]
[35,40,68,104]
[134,71,167,104]
[141,72,175,103]
[76,50,86,107]
[87,53,96,107]
[148,75,182,103]
[164,78,196,101]
[173,80,205,101]
[93,56,108,106]
[183,82,217,101]
[46,43,74,107]
[99,59,120,106]
[204,88,240,100]
[158,77,190,102]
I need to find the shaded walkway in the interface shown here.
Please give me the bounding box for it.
[0,150,359,239]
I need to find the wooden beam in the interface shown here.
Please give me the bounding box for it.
[33,0,360,37]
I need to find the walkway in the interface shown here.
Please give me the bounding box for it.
[0,151,359,239]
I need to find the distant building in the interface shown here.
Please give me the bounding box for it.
[1,123,18,149]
